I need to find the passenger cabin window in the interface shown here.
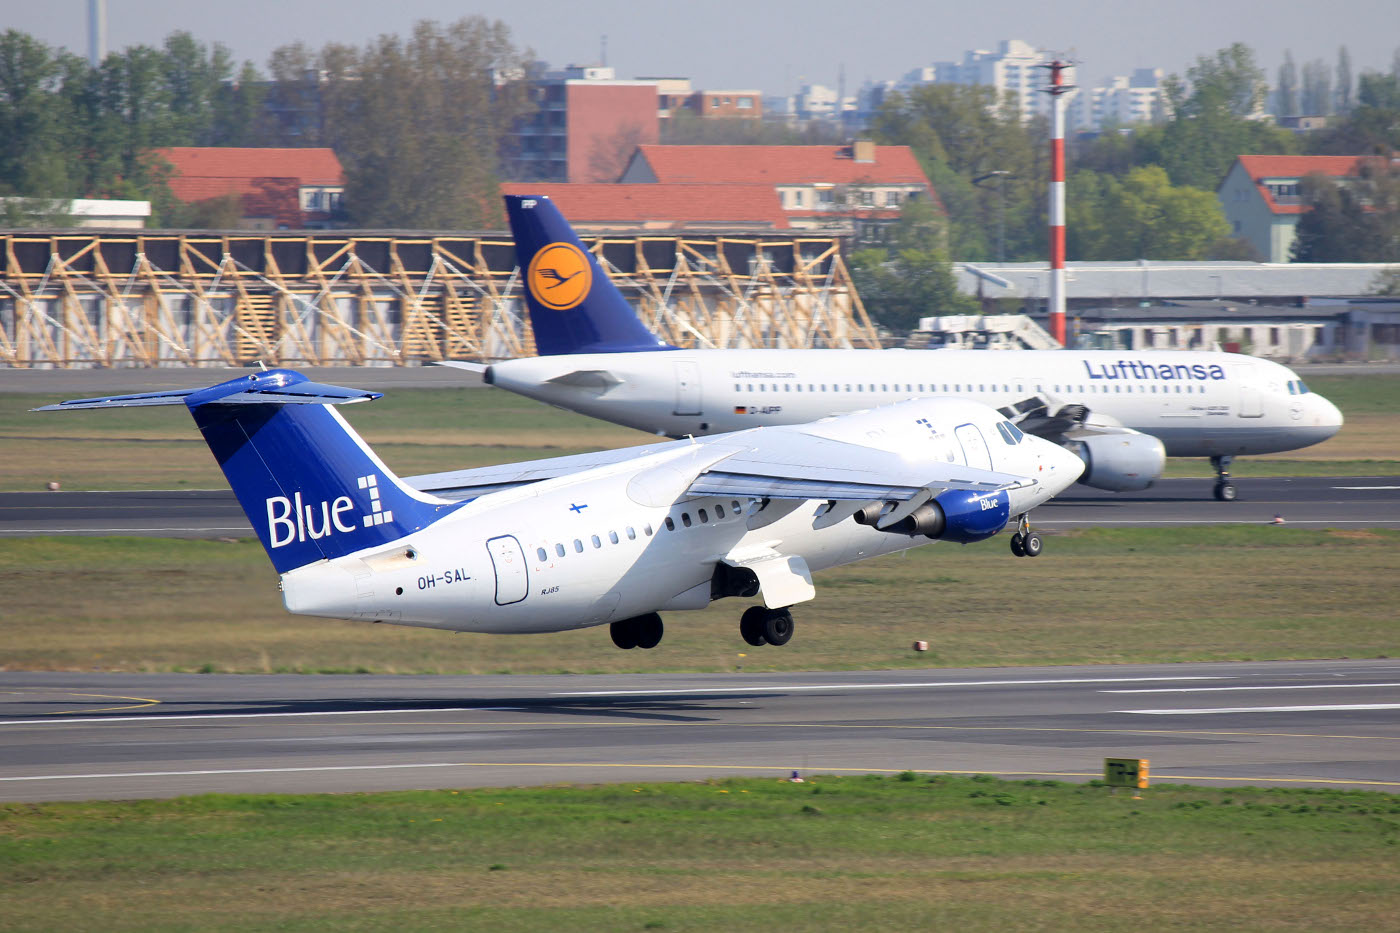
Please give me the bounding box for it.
[681,512,693,528]
[644,523,654,536]
[698,508,709,523]
[716,504,726,519]
[555,543,566,557]
[609,530,619,544]
[664,517,675,532]
[536,547,547,561]
[626,527,637,540]
[592,535,602,549]
[573,539,584,553]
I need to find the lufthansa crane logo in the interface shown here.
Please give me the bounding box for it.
[527,242,592,311]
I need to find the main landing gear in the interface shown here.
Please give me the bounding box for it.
[610,613,663,650]
[1211,455,1237,501]
[1008,513,1043,558]
[739,605,795,647]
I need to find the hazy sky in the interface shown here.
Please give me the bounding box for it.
[8,0,1398,94]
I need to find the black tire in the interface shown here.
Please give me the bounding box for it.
[635,613,664,650]
[1009,532,1025,557]
[1214,482,1237,502]
[739,606,768,646]
[763,609,795,647]
[609,619,638,650]
[1022,533,1043,557]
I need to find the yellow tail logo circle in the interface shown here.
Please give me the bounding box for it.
[527,243,592,311]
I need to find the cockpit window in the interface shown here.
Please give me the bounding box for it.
[1297,380,1310,394]
[996,422,1015,445]
[1004,421,1026,443]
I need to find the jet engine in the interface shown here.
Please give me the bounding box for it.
[1071,432,1165,492]
[855,488,1010,543]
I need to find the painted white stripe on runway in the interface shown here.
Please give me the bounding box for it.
[552,677,1228,697]
[1118,704,1400,715]
[0,707,495,727]
[1104,683,1400,694]
[1331,485,1400,490]
[0,762,478,783]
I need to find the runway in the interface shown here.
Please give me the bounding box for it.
[2,661,1398,802]
[3,476,1399,537]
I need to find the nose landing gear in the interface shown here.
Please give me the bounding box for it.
[1211,455,1237,501]
[1009,513,1043,557]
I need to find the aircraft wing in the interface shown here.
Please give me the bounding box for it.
[408,429,1033,508]
[435,361,489,375]
[689,432,1033,503]
[405,439,688,500]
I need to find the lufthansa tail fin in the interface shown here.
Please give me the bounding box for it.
[37,370,463,574]
[506,194,676,356]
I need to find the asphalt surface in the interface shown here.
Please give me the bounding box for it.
[3,476,1398,537]
[3,661,1398,802]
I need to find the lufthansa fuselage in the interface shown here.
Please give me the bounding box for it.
[486,349,1343,458]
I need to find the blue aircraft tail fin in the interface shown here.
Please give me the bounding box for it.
[38,370,463,573]
[505,194,676,356]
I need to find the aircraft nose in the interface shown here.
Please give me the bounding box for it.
[1313,393,1344,434]
[1031,437,1085,494]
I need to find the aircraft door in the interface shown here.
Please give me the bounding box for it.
[674,360,702,416]
[1234,363,1264,418]
[955,423,993,470]
[486,535,529,606]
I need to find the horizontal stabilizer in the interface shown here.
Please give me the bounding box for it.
[35,371,380,411]
[435,361,489,374]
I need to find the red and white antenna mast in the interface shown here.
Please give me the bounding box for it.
[1038,56,1075,347]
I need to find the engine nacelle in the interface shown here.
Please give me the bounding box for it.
[858,489,1010,543]
[1072,432,1165,492]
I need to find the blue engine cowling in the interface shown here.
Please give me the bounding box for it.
[881,488,1011,543]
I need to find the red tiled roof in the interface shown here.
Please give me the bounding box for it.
[499,183,789,229]
[153,148,343,185]
[629,145,932,187]
[1232,155,1375,215]
[150,148,343,225]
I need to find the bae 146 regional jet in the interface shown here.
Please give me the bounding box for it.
[38,369,1081,650]
[446,196,1343,502]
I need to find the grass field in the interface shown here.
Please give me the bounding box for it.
[3,373,1398,491]
[3,526,1396,674]
[3,775,1398,932]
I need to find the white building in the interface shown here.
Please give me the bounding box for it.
[917,39,1059,123]
[902,41,1163,130]
[1068,69,1165,130]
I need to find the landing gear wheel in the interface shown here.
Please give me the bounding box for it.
[739,606,768,646]
[1021,533,1043,557]
[1210,455,1237,501]
[610,620,639,650]
[634,613,664,650]
[1009,532,1025,557]
[762,608,795,647]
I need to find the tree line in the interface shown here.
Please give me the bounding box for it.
[0,20,533,228]
[0,27,1395,272]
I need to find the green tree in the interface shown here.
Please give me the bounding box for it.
[1141,43,1296,190]
[0,30,79,198]
[1310,73,1400,155]
[869,83,1045,260]
[1067,165,1229,260]
[1291,161,1400,262]
[293,18,534,228]
[847,200,976,333]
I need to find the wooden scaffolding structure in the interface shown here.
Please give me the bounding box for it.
[0,229,880,368]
